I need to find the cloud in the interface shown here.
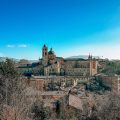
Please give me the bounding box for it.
[6,44,28,48]
[18,44,28,48]
[7,45,15,48]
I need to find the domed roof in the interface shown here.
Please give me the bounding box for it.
[48,48,54,55]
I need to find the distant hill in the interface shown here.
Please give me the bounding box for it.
[28,60,38,63]
[0,55,101,63]
[0,57,38,63]
[0,57,7,62]
[0,57,20,62]
[66,55,100,60]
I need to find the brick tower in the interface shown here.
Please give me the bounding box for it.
[42,44,48,66]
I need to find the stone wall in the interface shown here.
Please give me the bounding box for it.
[65,68,90,76]
[64,60,97,76]
[97,75,120,92]
[28,76,90,92]
[69,94,83,110]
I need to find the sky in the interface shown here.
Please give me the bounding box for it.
[0,0,120,60]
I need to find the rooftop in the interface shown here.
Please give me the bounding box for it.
[25,87,67,96]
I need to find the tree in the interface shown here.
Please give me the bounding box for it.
[98,92,120,120]
[31,101,50,120]
[0,59,31,120]
[101,61,120,75]
[87,92,120,120]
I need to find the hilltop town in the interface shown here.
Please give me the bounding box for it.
[0,0,120,119]
[4,44,118,119]
[18,44,97,76]
[0,44,120,120]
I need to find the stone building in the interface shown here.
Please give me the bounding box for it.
[17,44,98,77]
[41,44,98,77]
[27,75,90,92]
[64,58,98,76]
[17,59,30,67]
[40,44,64,76]
[69,93,94,114]
[97,75,120,92]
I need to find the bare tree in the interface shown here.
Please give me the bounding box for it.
[31,100,50,120]
[97,92,120,120]
[0,59,32,120]
[88,92,120,120]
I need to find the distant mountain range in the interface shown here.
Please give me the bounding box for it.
[0,57,6,62]
[66,55,101,59]
[0,55,101,63]
[0,57,38,63]
[0,57,19,62]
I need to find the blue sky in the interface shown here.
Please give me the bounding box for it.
[0,0,120,59]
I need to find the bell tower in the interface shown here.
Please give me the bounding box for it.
[42,44,48,66]
[42,44,48,59]
[88,54,93,76]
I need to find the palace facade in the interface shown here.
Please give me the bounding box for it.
[40,44,98,76]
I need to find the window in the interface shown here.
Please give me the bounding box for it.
[45,52,47,55]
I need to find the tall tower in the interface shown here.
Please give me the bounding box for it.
[88,53,92,60]
[42,44,48,66]
[89,54,93,76]
[89,54,98,76]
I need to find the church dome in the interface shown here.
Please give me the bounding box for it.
[48,48,54,55]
